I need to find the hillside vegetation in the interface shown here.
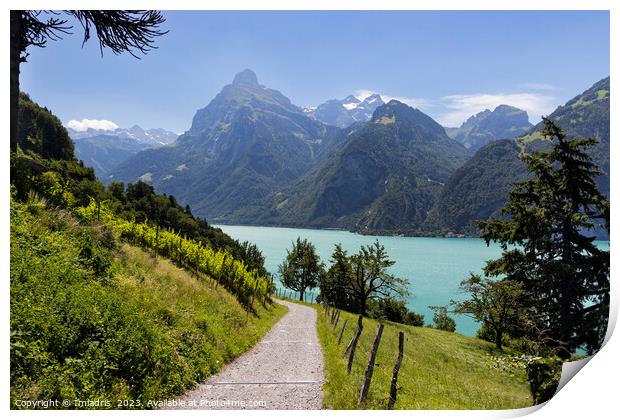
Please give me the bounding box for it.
[10,196,286,408]
[10,93,286,408]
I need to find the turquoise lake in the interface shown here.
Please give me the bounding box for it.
[216,224,610,337]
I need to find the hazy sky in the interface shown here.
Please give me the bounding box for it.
[20,10,609,133]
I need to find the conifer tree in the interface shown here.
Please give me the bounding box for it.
[480,118,609,357]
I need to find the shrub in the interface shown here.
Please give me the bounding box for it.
[430,306,456,332]
[404,311,425,327]
[368,297,408,323]
[367,297,425,327]
[526,357,563,404]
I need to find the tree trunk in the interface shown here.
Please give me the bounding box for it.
[359,294,367,317]
[495,328,503,351]
[10,11,22,151]
[299,289,305,301]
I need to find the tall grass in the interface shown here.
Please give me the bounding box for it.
[76,199,274,310]
[311,302,533,409]
[10,197,287,408]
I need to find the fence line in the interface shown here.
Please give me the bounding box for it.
[359,323,384,403]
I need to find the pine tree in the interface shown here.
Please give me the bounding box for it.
[480,118,609,358]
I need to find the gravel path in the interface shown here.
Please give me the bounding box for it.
[168,299,324,410]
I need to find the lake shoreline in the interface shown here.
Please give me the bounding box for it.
[214,224,609,339]
[212,221,475,239]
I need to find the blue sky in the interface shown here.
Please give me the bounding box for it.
[20,10,609,133]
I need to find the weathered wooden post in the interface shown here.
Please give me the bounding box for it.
[344,315,364,374]
[337,318,349,345]
[359,323,384,403]
[333,310,341,329]
[387,331,405,409]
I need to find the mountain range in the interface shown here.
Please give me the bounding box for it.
[304,94,385,128]
[69,125,178,178]
[425,76,610,237]
[109,69,342,217]
[107,70,610,237]
[444,105,532,153]
[68,125,178,145]
[230,100,469,231]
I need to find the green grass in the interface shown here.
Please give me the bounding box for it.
[10,197,287,408]
[518,131,545,144]
[284,298,533,410]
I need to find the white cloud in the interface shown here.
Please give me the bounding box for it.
[354,89,429,109]
[436,92,558,127]
[66,118,119,132]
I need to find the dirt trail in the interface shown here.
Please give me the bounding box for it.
[170,299,324,410]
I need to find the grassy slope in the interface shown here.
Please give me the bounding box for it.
[10,198,287,407]
[290,299,532,409]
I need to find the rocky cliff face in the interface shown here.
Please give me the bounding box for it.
[447,104,532,153]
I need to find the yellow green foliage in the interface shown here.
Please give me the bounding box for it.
[76,199,274,309]
[10,197,286,408]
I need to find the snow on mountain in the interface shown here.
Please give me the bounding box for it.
[305,93,385,128]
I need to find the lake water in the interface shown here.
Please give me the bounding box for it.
[216,224,610,337]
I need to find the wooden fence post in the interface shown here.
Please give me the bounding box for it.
[337,319,349,345]
[344,315,364,374]
[333,310,341,329]
[343,315,362,357]
[387,331,405,410]
[359,323,384,403]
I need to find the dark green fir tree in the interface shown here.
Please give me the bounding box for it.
[480,118,610,358]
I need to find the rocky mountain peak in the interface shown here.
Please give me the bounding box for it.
[232,69,259,86]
